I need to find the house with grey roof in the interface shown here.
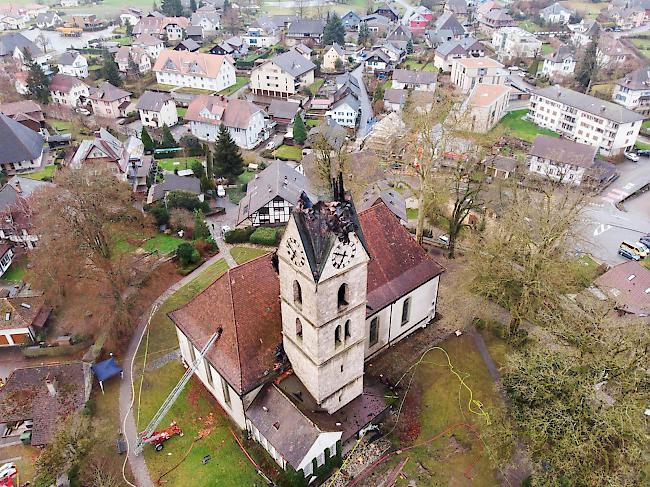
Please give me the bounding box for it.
[136,91,178,128]
[539,45,576,79]
[0,114,45,176]
[322,43,346,70]
[357,181,407,222]
[613,66,650,115]
[174,38,201,52]
[529,85,644,156]
[445,0,468,18]
[392,69,437,91]
[57,50,88,78]
[434,12,465,39]
[267,99,301,128]
[191,8,220,33]
[434,36,485,71]
[147,173,202,204]
[210,36,248,58]
[540,2,573,24]
[330,94,360,129]
[35,11,63,29]
[251,49,316,99]
[286,19,326,46]
[237,161,313,226]
[341,10,361,30]
[88,82,132,118]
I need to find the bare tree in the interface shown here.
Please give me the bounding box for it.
[34,31,51,54]
[295,0,307,17]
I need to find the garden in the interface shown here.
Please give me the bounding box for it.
[496,109,560,143]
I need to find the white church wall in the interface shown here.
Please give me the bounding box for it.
[388,275,439,345]
[363,306,392,359]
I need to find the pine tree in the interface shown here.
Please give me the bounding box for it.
[575,29,600,93]
[124,18,133,37]
[358,22,370,45]
[161,0,183,16]
[323,13,345,46]
[293,114,307,145]
[213,125,244,180]
[161,124,177,148]
[153,0,159,12]
[406,38,413,54]
[101,50,122,87]
[205,147,214,178]
[190,0,197,12]
[193,209,211,240]
[24,49,49,104]
[141,127,156,152]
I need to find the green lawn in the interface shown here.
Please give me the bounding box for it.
[177,107,187,118]
[114,36,132,45]
[230,246,269,264]
[541,44,555,56]
[24,165,56,180]
[237,170,256,185]
[308,78,325,96]
[149,83,176,92]
[642,120,650,130]
[157,157,203,172]
[636,141,650,150]
[2,262,27,282]
[272,145,302,161]
[218,76,249,96]
[517,20,542,32]
[384,334,507,486]
[400,59,436,72]
[48,119,73,132]
[559,0,604,18]
[176,87,216,95]
[306,118,321,127]
[496,109,561,143]
[143,234,185,254]
[406,208,418,219]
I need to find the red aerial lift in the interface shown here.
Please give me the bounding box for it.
[139,421,183,452]
[0,462,17,487]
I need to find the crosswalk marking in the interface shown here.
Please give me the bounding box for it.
[601,188,630,203]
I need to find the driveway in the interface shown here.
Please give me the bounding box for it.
[352,65,373,141]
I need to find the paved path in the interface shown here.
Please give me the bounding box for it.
[352,65,373,141]
[118,248,235,487]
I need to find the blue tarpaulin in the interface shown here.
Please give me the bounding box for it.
[91,357,123,382]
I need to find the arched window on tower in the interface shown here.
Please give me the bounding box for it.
[293,280,302,307]
[344,320,351,340]
[337,283,349,309]
[296,318,303,339]
[335,325,342,346]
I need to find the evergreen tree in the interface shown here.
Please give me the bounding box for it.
[323,13,345,46]
[191,160,205,179]
[213,125,244,180]
[406,38,413,54]
[124,18,133,37]
[190,0,197,12]
[141,127,156,152]
[373,82,385,102]
[101,50,122,87]
[358,22,370,45]
[24,49,49,104]
[161,0,183,16]
[575,28,600,93]
[161,124,177,148]
[293,114,307,145]
[205,147,214,178]
[193,209,211,240]
[152,0,159,12]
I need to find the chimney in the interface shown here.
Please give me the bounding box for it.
[14,181,22,193]
[45,373,57,397]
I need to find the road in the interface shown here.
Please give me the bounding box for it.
[579,157,650,265]
[352,64,373,141]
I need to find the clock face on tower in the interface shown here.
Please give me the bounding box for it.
[331,240,357,270]
[286,237,305,267]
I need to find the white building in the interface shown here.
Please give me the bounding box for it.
[539,46,576,79]
[450,56,505,93]
[13,45,52,75]
[153,50,236,92]
[0,113,44,175]
[133,34,165,60]
[133,16,189,42]
[251,49,316,99]
[57,50,88,78]
[461,83,510,133]
[49,74,89,108]
[136,91,178,128]
[191,9,221,34]
[115,46,151,73]
[433,37,486,72]
[613,67,650,116]
[528,85,644,156]
[527,134,600,186]
[491,27,542,61]
[185,94,268,149]
[329,94,360,129]
[322,43,345,71]
[242,17,280,48]
[540,2,573,25]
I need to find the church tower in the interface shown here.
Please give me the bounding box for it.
[277,185,370,414]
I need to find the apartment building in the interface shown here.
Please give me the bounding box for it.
[528,85,644,156]
[491,27,542,61]
[451,56,505,93]
[153,50,236,92]
[136,91,178,129]
[251,49,315,98]
[461,83,510,133]
[613,67,650,116]
[527,135,602,186]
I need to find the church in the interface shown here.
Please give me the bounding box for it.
[169,180,444,480]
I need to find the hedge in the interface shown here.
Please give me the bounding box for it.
[224,226,255,244]
[250,227,278,245]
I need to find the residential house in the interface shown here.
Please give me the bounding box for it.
[359,14,391,34]
[237,161,312,226]
[570,19,600,47]
[0,15,28,31]
[434,12,465,39]
[364,49,393,73]
[35,11,62,29]
[153,50,236,92]
[383,88,434,113]
[11,37,52,75]
[0,177,51,249]
[329,94,360,129]
[528,85,644,156]
[243,17,281,48]
[250,49,316,98]
[539,46,576,79]
[479,8,516,33]
[392,69,437,91]
[0,293,52,347]
[133,16,190,41]
[434,36,485,71]
[133,33,165,59]
[66,14,104,30]
[191,8,221,34]
[120,7,143,27]
[267,99,301,129]
[527,134,608,186]
[210,36,248,58]
[293,43,312,59]
[357,181,407,223]
[174,39,201,52]
[492,27,542,61]
[322,43,346,70]
[386,25,412,51]
[483,155,518,179]
[425,29,455,48]
[341,11,361,30]
[147,174,202,204]
[0,101,44,133]
[0,114,44,175]
[88,82,132,119]
[597,33,635,65]
[71,129,152,192]
[613,66,650,115]
[0,363,91,446]
[540,2,573,24]
[49,74,90,108]
[60,0,79,6]
[136,91,178,128]
[0,33,39,60]
[57,50,88,79]
[285,20,325,47]
[461,83,510,133]
[406,6,434,33]
[451,56,505,93]
[374,4,400,22]
[186,25,204,43]
[185,94,268,149]
[595,261,650,316]
[169,197,443,478]
[445,0,469,19]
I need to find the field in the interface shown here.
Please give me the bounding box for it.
[496,109,561,143]
[218,76,250,96]
[630,37,650,59]
[517,20,542,33]
[272,144,302,160]
[559,0,605,18]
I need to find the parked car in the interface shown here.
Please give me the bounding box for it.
[618,247,640,261]
[221,225,231,237]
[624,152,640,162]
[638,235,650,248]
[438,234,450,246]
[636,149,650,157]
[216,185,226,197]
[76,107,90,116]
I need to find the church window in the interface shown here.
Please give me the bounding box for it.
[293,280,302,306]
[296,318,303,339]
[401,298,411,325]
[204,358,214,387]
[335,325,342,346]
[369,317,379,346]
[337,284,349,309]
[221,376,231,407]
[188,343,196,364]
[344,320,351,340]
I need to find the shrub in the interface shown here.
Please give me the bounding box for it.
[167,190,210,213]
[250,227,278,245]
[241,182,248,192]
[224,226,255,244]
[176,242,200,266]
[149,206,170,226]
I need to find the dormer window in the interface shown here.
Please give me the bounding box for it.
[163,59,177,70]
